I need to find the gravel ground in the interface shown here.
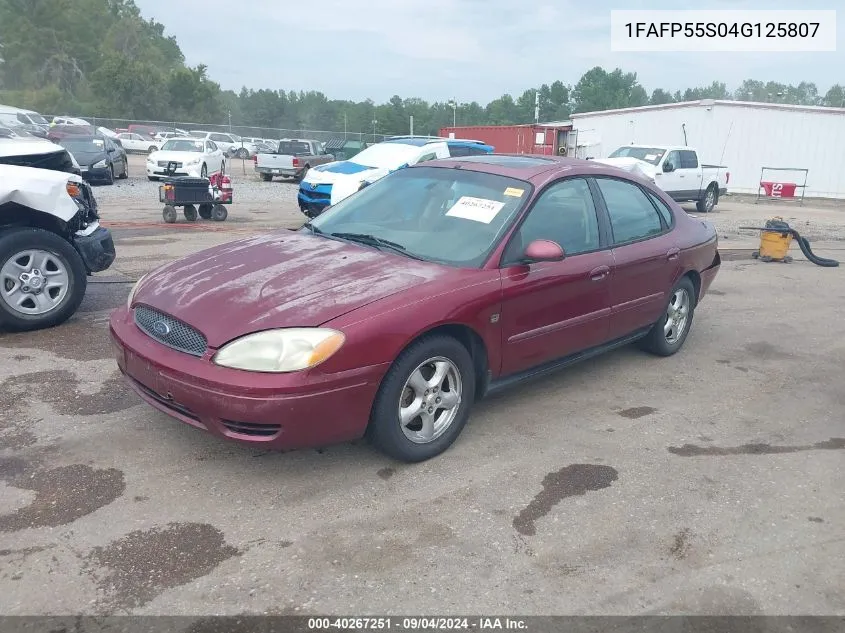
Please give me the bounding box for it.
[105,154,845,245]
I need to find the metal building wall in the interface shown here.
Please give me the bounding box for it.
[571,102,845,199]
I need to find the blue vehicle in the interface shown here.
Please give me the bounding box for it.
[297,136,494,218]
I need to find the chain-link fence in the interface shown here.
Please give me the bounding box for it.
[45,115,392,144]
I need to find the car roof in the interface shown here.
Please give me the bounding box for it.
[418,154,642,182]
[382,136,491,148]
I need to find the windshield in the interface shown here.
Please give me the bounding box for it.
[607,146,665,166]
[278,141,311,155]
[348,142,423,169]
[162,139,204,152]
[59,138,104,153]
[306,166,532,268]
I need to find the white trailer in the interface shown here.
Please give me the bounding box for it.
[570,100,845,200]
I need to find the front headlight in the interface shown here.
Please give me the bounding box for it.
[93,159,107,168]
[187,157,202,166]
[126,274,148,309]
[212,328,345,373]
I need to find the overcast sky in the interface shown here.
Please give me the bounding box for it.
[134,0,842,103]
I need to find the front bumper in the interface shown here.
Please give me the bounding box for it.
[74,226,116,273]
[80,166,112,183]
[298,182,332,216]
[109,306,388,451]
[146,164,203,178]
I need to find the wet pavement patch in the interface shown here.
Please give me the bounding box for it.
[744,341,794,361]
[0,317,118,362]
[669,528,693,559]
[86,522,241,610]
[668,438,845,457]
[618,406,657,419]
[0,370,137,417]
[513,464,619,536]
[377,467,395,480]
[0,464,125,532]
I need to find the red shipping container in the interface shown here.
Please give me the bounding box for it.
[439,124,572,155]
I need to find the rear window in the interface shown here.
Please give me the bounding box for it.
[278,141,312,155]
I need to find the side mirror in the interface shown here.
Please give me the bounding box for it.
[523,239,565,263]
[663,162,675,173]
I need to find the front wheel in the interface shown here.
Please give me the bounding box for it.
[367,335,476,462]
[200,164,208,179]
[198,203,213,219]
[183,204,198,222]
[211,204,228,222]
[0,228,88,332]
[237,148,249,159]
[638,276,696,357]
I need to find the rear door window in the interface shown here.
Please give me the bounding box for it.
[679,150,699,169]
[595,177,665,244]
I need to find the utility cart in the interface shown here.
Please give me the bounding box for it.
[158,167,233,224]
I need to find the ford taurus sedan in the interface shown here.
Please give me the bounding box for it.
[110,155,721,462]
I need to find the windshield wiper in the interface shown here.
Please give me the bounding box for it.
[329,232,425,260]
[302,221,323,234]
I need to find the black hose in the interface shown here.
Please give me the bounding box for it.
[792,231,839,267]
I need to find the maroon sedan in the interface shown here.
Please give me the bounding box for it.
[110,155,720,462]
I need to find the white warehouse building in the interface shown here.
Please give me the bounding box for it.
[567,99,845,199]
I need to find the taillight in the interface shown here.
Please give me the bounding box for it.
[292,157,300,167]
[252,154,257,163]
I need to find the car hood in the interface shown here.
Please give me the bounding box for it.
[593,157,657,182]
[149,150,205,162]
[133,230,456,348]
[71,149,108,165]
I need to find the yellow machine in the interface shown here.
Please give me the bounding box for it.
[742,217,839,267]
[752,217,793,262]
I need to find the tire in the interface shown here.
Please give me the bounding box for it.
[367,335,476,462]
[198,203,213,219]
[260,173,273,182]
[211,204,228,222]
[295,166,310,182]
[200,164,208,179]
[638,276,697,357]
[148,146,157,154]
[106,165,115,185]
[148,176,159,182]
[696,184,717,213]
[162,205,178,223]
[120,161,128,179]
[0,227,88,332]
[237,148,249,159]
[183,204,198,222]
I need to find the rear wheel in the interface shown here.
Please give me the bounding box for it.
[211,204,228,222]
[638,276,696,357]
[106,165,115,185]
[198,203,213,219]
[260,173,273,182]
[367,335,476,462]
[162,205,177,223]
[148,176,159,181]
[237,148,249,159]
[148,146,158,154]
[183,204,198,221]
[697,184,717,213]
[0,228,88,332]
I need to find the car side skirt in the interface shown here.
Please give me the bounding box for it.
[482,326,652,398]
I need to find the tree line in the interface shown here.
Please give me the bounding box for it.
[1,0,843,137]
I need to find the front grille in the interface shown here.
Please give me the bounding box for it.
[134,305,208,356]
[222,420,282,437]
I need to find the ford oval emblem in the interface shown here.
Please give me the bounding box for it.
[152,320,171,336]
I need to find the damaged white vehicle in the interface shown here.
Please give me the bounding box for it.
[0,138,116,331]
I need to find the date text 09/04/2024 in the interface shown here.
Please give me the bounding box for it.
[624,22,820,38]
[307,617,528,630]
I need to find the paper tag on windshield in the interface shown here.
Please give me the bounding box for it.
[644,154,657,160]
[445,196,505,224]
[503,187,524,197]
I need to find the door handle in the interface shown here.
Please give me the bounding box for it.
[667,248,680,261]
[590,265,610,281]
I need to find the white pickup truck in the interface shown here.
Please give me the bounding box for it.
[598,145,729,213]
[254,139,334,182]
